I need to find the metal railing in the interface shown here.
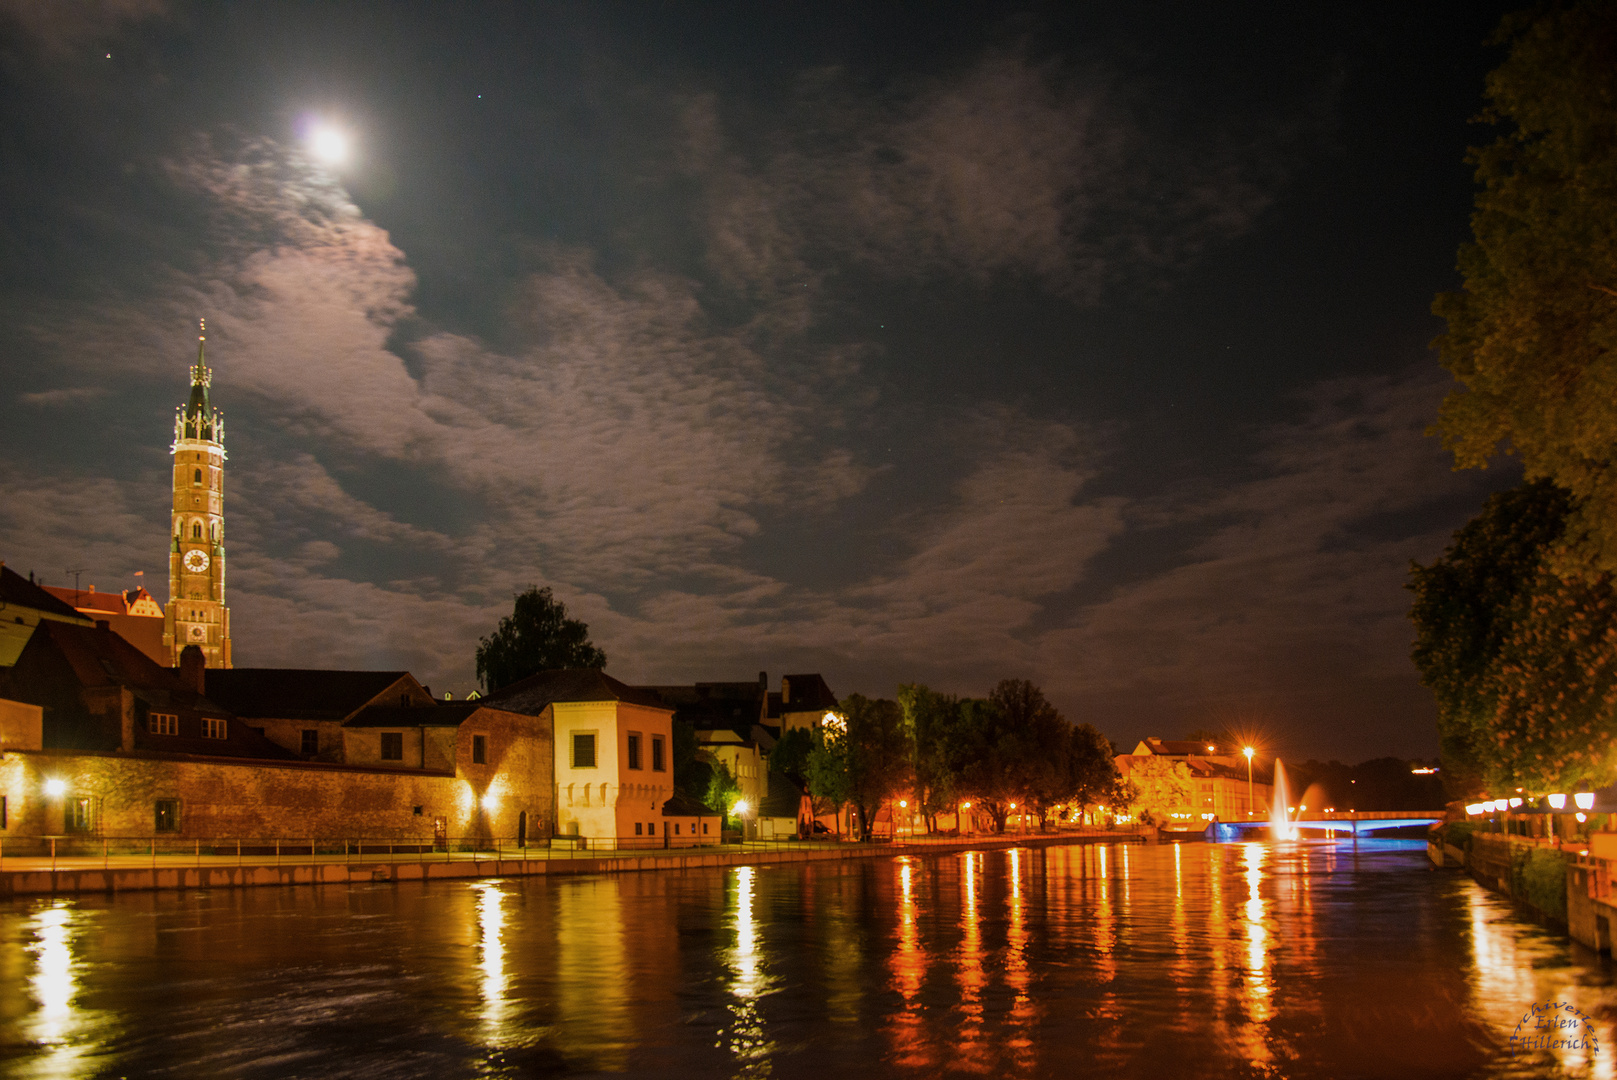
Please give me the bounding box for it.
[0,824,1155,873]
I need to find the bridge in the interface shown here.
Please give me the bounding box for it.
[1207,810,1444,842]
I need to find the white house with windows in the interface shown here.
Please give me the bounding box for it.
[483,668,687,844]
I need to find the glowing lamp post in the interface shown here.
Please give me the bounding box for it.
[734,799,750,841]
[1243,747,1255,818]
[1577,792,1596,811]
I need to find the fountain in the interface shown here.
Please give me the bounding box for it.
[1270,758,1295,840]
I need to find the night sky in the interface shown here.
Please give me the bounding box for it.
[0,2,1524,761]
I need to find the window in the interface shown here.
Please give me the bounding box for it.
[1,795,7,829]
[148,713,178,736]
[193,468,202,485]
[703,823,709,834]
[472,735,486,764]
[67,799,92,833]
[202,717,227,740]
[674,822,681,835]
[634,822,643,836]
[627,733,642,770]
[155,800,179,832]
[380,732,404,760]
[572,732,597,769]
[651,735,665,772]
[300,729,318,755]
[192,522,202,539]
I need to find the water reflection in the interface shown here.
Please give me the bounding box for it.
[1003,847,1034,1072]
[954,850,989,1072]
[471,882,509,1040]
[1239,842,1275,1069]
[554,879,629,1070]
[2,841,1614,1079]
[22,902,88,1080]
[886,858,930,1069]
[725,865,773,1077]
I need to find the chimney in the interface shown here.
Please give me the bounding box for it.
[179,644,206,694]
[758,670,767,692]
[782,676,790,704]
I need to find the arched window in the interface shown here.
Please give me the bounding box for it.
[192,522,202,539]
[193,468,202,485]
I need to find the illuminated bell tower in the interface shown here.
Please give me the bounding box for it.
[162,319,232,668]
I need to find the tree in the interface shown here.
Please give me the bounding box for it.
[475,586,607,693]
[706,761,743,824]
[989,679,1073,830]
[1432,3,1617,577]
[805,722,853,838]
[897,683,961,832]
[1409,480,1573,796]
[1067,723,1127,822]
[1123,757,1194,826]
[769,727,814,784]
[805,695,910,841]
[672,719,713,802]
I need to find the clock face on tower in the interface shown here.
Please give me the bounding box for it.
[183,549,210,573]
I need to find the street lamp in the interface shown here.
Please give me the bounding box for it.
[1243,747,1255,818]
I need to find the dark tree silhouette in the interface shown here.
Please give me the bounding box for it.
[476,586,606,693]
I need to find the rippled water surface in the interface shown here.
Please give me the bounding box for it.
[0,839,1612,1078]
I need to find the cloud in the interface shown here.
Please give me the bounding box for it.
[0,0,167,54]
[18,387,108,406]
[1028,368,1502,755]
[0,54,1466,759]
[681,51,1283,302]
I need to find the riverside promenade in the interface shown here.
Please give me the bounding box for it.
[0,827,1153,898]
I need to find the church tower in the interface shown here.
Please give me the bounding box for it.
[162,319,232,668]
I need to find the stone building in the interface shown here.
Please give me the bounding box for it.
[0,621,555,843]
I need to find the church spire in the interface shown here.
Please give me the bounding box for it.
[190,318,212,389]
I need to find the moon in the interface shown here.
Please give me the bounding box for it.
[308,125,348,165]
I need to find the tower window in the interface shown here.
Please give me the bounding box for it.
[193,468,202,485]
[192,523,202,539]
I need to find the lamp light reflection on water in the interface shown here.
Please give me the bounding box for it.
[1241,842,1275,1069]
[472,882,508,1038]
[27,901,89,1078]
[725,865,772,1075]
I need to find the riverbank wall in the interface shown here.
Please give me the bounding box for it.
[1439,827,1617,952]
[0,829,1150,899]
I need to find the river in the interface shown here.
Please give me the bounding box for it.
[0,839,1608,1078]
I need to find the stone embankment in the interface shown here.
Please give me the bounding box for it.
[0,828,1153,898]
[1435,825,1617,952]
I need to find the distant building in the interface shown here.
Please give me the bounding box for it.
[641,671,839,838]
[42,584,166,666]
[768,673,839,735]
[1117,737,1275,825]
[0,563,93,666]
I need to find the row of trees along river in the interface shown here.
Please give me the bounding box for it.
[691,680,1127,842]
